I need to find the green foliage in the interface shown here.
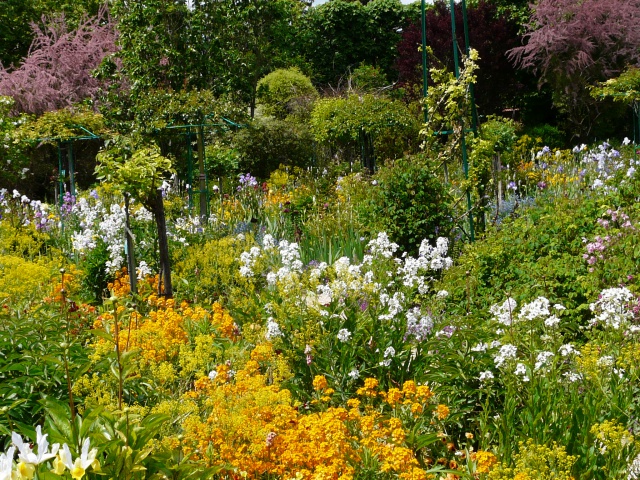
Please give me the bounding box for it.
[95,141,174,204]
[310,93,418,166]
[0,96,29,188]
[592,66,640,105]
[78,239,109,303]
[357,155,452,254]
[350,64,389,93]
[14,107,107,144]
[257,67,318,120]
[234,117,314,179]
[173,235,254,303]
[0,295,92,436]
[298,0,406,85]
[111,0,303,115]
[523,123,565,149]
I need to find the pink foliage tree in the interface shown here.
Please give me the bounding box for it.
[0,6,119,115]
[508,0,640,136]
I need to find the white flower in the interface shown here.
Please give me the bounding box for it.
[494,344,517,368]
[337,328,352,343]
[563,372,582,383]
[534,351,554,371]
[559,344,579,357]
[265,318,283,339]
[518,296,550,321]
[490,298,517,326]
[367,232,399,258]
[208,370,218,380]
[514,362,529,381]
[471,342,488,352]
[348,368,360,380]
[12,427,59,465]
[436,290,449,298]
[544,315,560,327]
[589,287,635,329]
[478,371,494,382]
[0,447,15,480]
[136,261,153,281]
[60,438,97,478]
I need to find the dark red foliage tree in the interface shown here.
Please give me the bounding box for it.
[508,0,640,137]
[395,0,526,117]
[0,6,118,115]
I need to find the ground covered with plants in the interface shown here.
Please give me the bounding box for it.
[1,137,640,480]
[1,0,640,479]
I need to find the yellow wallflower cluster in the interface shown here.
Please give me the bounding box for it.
[472,450,498,474]
[180,372,452,480]
[0,255,54,305]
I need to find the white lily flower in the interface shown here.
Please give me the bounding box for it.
[0,446,15,480]
[61,439,98,479]
[12,426,59,465]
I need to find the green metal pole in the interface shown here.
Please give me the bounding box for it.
[450,0,460,78]
[460,0,478,134]
[421,0,428,124]
[187,128,194,210]
[197,124,207,221]
[57,141,64,207]
[68,140,76,197]
[450,0,474,242]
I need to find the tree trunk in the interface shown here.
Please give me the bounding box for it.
[124,194,137,295]
[152,188,173,298]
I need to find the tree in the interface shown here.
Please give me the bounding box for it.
[96,139,175,298]
[256,67,318,120]
[111,0,304,117]
[508,0,640,138]
[310,94,418,171]
[0,6,118,115]
[297,0,406,86]
[0,0,101,68]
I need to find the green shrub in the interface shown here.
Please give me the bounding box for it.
[256,67,318,120]
[234,118,314,179]
[356,155,452,254]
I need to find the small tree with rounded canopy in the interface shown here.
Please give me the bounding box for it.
[256,67,318,120]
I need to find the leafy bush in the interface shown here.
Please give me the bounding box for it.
[234,118,315,179]
[256,67,318,120]
[356,155,452,255]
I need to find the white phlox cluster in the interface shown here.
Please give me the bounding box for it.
[589,287,636,330]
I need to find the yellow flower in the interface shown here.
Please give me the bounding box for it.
[312,375,328,391]
[52,455,67,475]
[473,450,497,474]
[70,462,86,480]
[436,404,450,420]
[16,461,35,480]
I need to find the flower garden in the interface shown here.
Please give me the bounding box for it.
[1,136,640,480]
[1,0,640,478]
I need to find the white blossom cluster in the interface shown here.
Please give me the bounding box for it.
[367,232,399,258]
[490,298,517,326]
[494,344,517,368]
[589,287,636,330]
[265,317,283,340]
[628,453,640,480]
[239,246,262,277]
[405,306,433,342]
